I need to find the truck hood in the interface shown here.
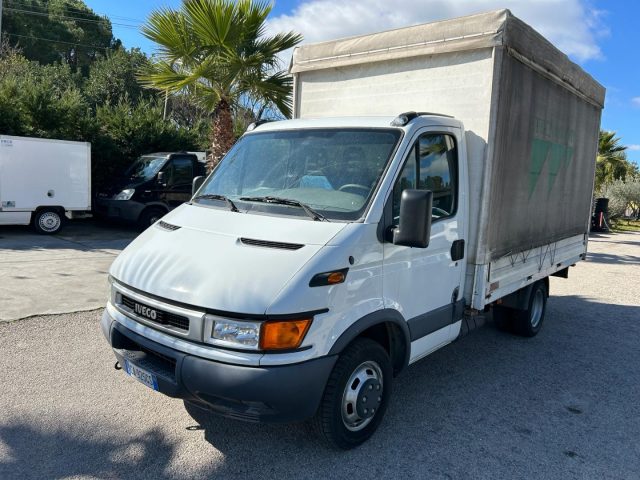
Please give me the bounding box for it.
[97,176,148,197]
[109,204,347,314]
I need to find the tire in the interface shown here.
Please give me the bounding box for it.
[493,281,548,337]
[512,281,548,337]
[138,207,165,231]
[32,209,63,234]
[312,338,393,450]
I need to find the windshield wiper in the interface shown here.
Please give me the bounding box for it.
[239,196,329,222]
[193,194,239,212]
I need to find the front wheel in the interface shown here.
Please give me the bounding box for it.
[312,338,393,449]
[33,209,63,234]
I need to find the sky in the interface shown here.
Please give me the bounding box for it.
[84,0,639,165]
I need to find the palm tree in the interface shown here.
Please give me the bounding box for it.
[138,0,302,169]
[595,130,629,195]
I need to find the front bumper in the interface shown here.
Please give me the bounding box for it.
[94,197,145,223]
[102,309,337,423]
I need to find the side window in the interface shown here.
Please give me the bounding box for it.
[165,157,193,186]
[392,146,417,222]
[392,133,457,224]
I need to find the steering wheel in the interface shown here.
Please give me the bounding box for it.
[392,207,450,224]
[431,207,449,218]
[338,184,370,196]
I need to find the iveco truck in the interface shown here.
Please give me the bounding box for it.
[101,10,604,449]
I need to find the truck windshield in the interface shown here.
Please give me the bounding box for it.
[125,155,166,180]
[196,128,401,221]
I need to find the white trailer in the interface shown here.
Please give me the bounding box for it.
[0,135,91,234]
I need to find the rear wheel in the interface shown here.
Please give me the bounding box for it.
[33,209,63,234]
[138,207,165,231]
[513,281,547,337]
[493,281,548,337]
[313,338,392,450]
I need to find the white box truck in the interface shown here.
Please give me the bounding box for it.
[0,135,91,234]
[101,10,604,449]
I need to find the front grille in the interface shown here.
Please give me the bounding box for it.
[121,295,190,331]
[240,237,304,250]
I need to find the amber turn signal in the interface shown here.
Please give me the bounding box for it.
[309,268,349,287]
[260,319,312,350]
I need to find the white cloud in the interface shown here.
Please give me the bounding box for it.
[267,0,607,63]
[632,97,640,107]
[628,145,640,151]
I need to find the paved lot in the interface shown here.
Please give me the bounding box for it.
[0,220,136,321]
[0,232,639,479]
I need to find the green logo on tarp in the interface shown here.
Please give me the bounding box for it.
[529,117,574,197]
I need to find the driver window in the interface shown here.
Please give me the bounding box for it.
[164,157,193,186]
[392,133,457,224]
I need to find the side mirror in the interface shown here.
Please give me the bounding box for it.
[192,176,205,196]
[392,189,432,248]
[157,171,166,186]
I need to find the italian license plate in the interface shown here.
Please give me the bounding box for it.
[124,359,159,391]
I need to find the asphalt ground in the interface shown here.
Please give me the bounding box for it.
[0,220,136,321]
[0,231,638,479]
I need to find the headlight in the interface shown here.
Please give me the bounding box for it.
[113,188,135,200]
[206,316,261,350]
[204,315,312,351]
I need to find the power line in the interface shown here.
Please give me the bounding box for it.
[6,31,112,50]
[6,0,144,23]
[4,6,141,29]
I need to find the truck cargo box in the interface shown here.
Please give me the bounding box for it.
[290,9,604,273]
[0,135,91,232]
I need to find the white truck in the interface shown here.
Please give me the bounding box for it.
[101,10,604,449]
[0,135,91,234]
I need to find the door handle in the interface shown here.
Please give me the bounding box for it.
[451,239,465,261]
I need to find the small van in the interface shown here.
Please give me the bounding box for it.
[94,151,206,229]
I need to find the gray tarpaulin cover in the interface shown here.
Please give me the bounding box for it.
[290,9,604,264]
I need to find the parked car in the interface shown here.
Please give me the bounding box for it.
[0,135,91,234]
[101,10,604,449]
[94,151,206,229]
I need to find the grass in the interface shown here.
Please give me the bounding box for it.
[611,219,640,232]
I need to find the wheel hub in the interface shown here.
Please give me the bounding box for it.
[355,379,382,419]
[341,361,384,432]
[39,212,61,232]
[530,289,544,328]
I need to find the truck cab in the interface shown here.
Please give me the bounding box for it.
[95,151,206,229]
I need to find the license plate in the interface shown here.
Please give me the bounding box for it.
[124,359,159,391]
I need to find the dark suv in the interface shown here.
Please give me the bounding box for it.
[95,152,206,229]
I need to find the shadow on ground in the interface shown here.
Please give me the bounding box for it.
[1,296,639,479]
[0,219,137,252]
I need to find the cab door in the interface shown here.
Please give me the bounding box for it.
[382,128,465,363]
[158,156,195,209]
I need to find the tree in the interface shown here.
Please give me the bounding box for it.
[3,0,115,72]
[84,48,150,107]
[87,98,206,189]
[607,178,640,220]
[138,0,302,169]
[595,130,631,195]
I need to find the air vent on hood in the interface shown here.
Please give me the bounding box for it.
[156,221,180,231]
[240,237,304,250]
